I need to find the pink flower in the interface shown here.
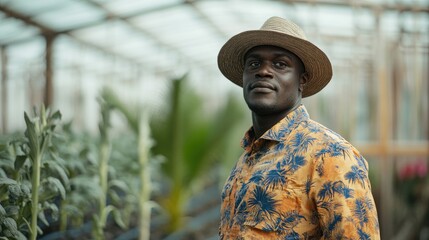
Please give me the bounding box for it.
[415,160,428,178]
[399,163,415,180]
[398,159,428,180]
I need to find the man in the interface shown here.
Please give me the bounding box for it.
[217,16,380,239]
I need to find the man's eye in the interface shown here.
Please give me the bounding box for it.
[249,61,260,68]
[274,62,287,68]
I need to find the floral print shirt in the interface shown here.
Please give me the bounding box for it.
[220,105,380,239]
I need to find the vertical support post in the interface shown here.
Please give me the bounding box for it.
[375,9,393,239]
[44,34,55,107]
[1,46,7,133]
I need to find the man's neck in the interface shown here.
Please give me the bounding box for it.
[251,104,301,139]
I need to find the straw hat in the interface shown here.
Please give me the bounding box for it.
[217,16,332,98]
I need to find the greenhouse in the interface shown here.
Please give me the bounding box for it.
[0,0,428,239]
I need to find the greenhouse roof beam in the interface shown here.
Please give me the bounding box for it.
[186,0,229,39]
[0,4,143,64]
[57,2,184,35]
[81,0,212,72]
[0,4,56,37]
[280,0,429,13]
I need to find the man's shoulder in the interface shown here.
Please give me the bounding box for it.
[302,118,346,142]
[296,118,360,155]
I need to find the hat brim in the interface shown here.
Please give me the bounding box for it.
[218,30,332,98]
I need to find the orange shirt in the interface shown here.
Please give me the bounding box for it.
[220,105,380,239]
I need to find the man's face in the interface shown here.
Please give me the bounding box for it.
[243,45,306,116]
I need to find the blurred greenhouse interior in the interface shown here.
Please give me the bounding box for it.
[0,0,428,239]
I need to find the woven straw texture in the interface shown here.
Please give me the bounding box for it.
[217,16,332,98]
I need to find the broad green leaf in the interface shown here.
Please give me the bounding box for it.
[0,151,12,161]
[8,184,21,200]
[101,205,115,224]
[0,204,5,216]
[108,179,129,192]
[15,231,27,240]
[38,210,49,226]
[0,169,6,178]
[112,208,126,229]
[50,111,62,121]
[108,190,121,205]
[14,155,27,171]
[47,177,66,199]
[3,217,17,232]
[24,112,40,161]
[43,202,59,221]
[47,162,70,189]
[0,178,17,185]
[20,184,31,198]
[5,205,19,217]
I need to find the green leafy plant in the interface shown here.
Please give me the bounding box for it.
[25,106,62,240]
[55,122,100,231]
[50,119,141,238]
[92,95,115,240]
[92,90,151,239]
[0,106,63,240]
[101,88,159,240]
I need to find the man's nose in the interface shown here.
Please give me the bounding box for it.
[255,63,273,78]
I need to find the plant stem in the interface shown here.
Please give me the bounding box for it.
[93,99,112,240]
[169,79,184,232]
[138,115,151,240]
[95,139,110,240]
[30,153,41,240]
[59,200,67,232]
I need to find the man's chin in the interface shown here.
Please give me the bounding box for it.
[247,103,277,116]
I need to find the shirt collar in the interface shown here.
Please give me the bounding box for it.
[241,105,310,148]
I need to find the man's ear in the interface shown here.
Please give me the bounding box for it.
[299,72,309,92]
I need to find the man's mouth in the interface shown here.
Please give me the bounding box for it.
[250,82,275,93]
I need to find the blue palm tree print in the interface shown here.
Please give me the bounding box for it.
[277,210,306,231]
[248,185,278,223]
[327,213,342,233]
[354,197,371,227]
[267,122,291,140]
[364,196,374,211]
[289,155,306,172]
[316,161,324,177]
[304,177,314,196]
[321,213,342,239]
[315,148,331,158]
[235,201,248,227]
[285,231,300,240]
[281,154,306,173]
[291,132,316,153]
[274,141,288,152]
[318,181,353,200]
[318,181,335,200]
[264,162,287,189]
[327,142,348,157]
[249,170,264,184]
[222,183,231,200]
[306,122,321,133]
[317,199,341,213]
[358,228,371,240]
[234,182,249,214]
[345,165,367,188]
[227,165,239,182]
[355,154,368,171]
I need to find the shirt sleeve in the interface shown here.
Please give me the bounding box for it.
[310,147,381,239]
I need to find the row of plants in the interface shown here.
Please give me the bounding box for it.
[0,76,247,239]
